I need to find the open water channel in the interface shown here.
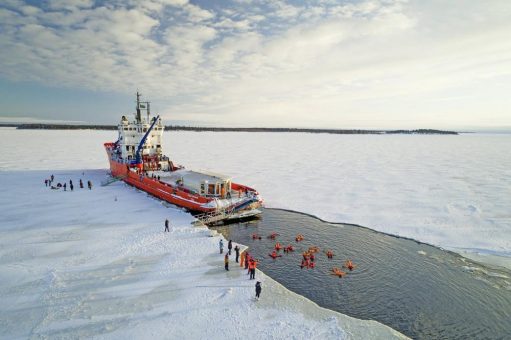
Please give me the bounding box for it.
[213,208,511,339]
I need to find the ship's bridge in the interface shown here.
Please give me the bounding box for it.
[116,93,164,163]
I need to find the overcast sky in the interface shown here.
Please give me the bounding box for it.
[0,0,510,129]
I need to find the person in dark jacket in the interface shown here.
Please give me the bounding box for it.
[87,180,92,190]
[164,219,169,232]
[79,179,84,189]
[234,245,240,263]
[255,281,262,300]
[228,240,233,255]
[224,254,229,271]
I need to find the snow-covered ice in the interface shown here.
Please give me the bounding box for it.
[2,128,509,265]
[1,127,509,337]
[0,166,404,338]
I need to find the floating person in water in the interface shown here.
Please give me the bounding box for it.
[331,267,346,277]
[269,251,281,259]
[274,242,282,251]
[255,281,262,300]
[252,233,262,240]
[326,250,334,259]
[300,259,307,269]
[267,232,279,240]
[295,234,304,242]
[308,246,320,253]
[302,251,309,261]
[343,260,356,271]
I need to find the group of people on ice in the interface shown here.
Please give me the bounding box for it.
[219,238,262,299]
[45,174,92,191]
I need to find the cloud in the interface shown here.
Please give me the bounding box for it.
[47,0,94,10]
[0,0,510,128]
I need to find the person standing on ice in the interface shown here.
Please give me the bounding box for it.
[234,245,240,263]
[164,219,170,232]
[44,179,48,187]
[224,254,229,271]
[51,174,54,183]
[63,183,67,191]
[240,251,245,267]
[219,239,224,254]
[245,252,250,271]
[228,240,233,255]
[87,180,92,190]
[249,259,257,280]
[255,281,262,300]
[79,179,84,189]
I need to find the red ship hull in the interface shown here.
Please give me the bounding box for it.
[105,142,260,213]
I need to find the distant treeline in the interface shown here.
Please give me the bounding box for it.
[2,123,458,135]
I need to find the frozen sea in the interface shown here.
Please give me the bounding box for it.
[0,127,406,339]
[2,128,510,266]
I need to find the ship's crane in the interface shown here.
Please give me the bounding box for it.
[135,115,160,165]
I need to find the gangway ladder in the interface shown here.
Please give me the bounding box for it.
[195,207,236,225]
[101,174,127,187]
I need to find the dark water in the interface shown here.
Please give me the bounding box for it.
[214,208,511,340]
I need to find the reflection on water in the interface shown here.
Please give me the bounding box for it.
[214,208,511,340]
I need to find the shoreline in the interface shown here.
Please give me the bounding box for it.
[0,124,458,135]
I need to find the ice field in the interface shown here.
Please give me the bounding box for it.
[2,128,510,265]
[0,128,407,338]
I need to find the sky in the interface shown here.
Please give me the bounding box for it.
[0,0,510,129]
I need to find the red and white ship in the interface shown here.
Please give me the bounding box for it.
[104,92,263,224]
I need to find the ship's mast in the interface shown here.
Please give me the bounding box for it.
[135,91,151,123]
[136,91,142,123]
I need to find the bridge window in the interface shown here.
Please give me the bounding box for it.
[208,184,215,195]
